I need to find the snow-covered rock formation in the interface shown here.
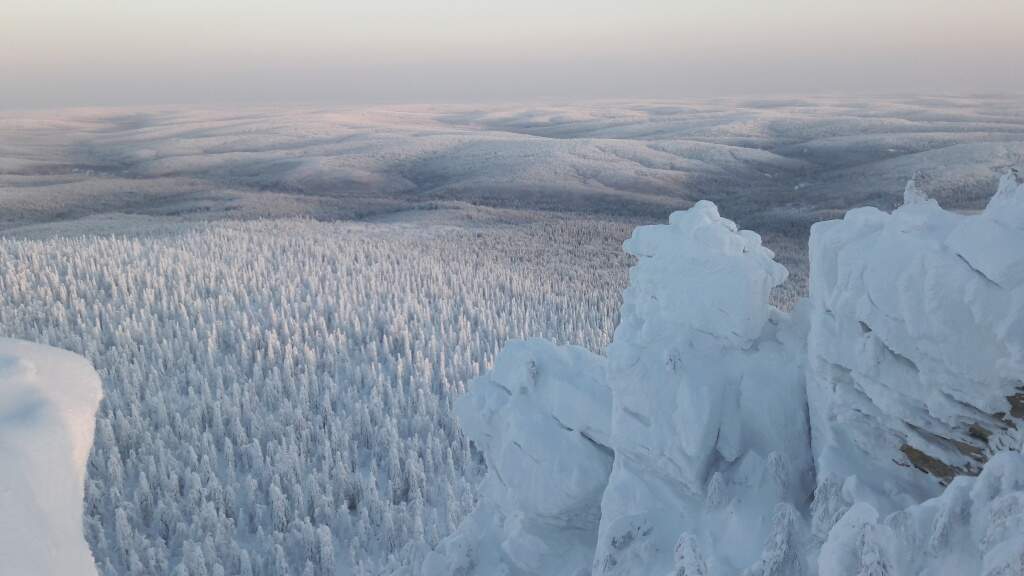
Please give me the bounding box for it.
[425,172,1024,576]
[593,201,811,575]
[0,338,104,576]
[423,339,612,575]
[808,173,1024,514]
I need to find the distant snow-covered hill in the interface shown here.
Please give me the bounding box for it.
[3,98,1022,233]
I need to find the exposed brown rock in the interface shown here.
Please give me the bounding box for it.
[1009,390,1024,420]
[967,424,991,442]
[899,444,964,483]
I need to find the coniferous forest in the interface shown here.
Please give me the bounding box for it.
[0,218,629,574]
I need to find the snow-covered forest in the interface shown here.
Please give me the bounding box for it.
[0,218,629,575]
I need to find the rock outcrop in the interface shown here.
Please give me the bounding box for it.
[424,173,1024,576]
[593,201,811,575]
[808,172,1024,513]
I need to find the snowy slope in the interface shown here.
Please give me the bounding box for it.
[0,338,103,576]
[426,172,1024,575]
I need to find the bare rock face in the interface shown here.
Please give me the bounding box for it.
[807,172,1024,509]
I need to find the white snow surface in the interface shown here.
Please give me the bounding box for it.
[0,338,103,576]
[425,173,1024,575]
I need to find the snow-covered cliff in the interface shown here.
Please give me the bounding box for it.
[0,338,104,576]
[425,172,1024,576]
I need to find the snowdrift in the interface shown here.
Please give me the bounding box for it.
[0,338,103,576]
[425,172,1024,575]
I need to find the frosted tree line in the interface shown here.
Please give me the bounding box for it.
[0,217,630,575]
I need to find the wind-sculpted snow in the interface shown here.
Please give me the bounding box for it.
[0,338,103,576]
[429,173,1024,575]
[0,219,627,575]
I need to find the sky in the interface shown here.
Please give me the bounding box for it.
[4,0,1024,107]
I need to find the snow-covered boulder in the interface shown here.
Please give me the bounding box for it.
[593,201,812,575]
[0,338,104,576]
[807,172,1024,512]
[422,339,612,576]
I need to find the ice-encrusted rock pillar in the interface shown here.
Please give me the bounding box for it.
[807,171,1024,514]
[594,201,812,575]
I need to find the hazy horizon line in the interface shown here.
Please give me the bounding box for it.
[6,91,1024,114]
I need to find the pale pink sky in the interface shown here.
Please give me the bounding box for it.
[4,0,1023,107]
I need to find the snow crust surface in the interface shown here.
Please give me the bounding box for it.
[0,338,103,576]
[426,173,1024,576]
